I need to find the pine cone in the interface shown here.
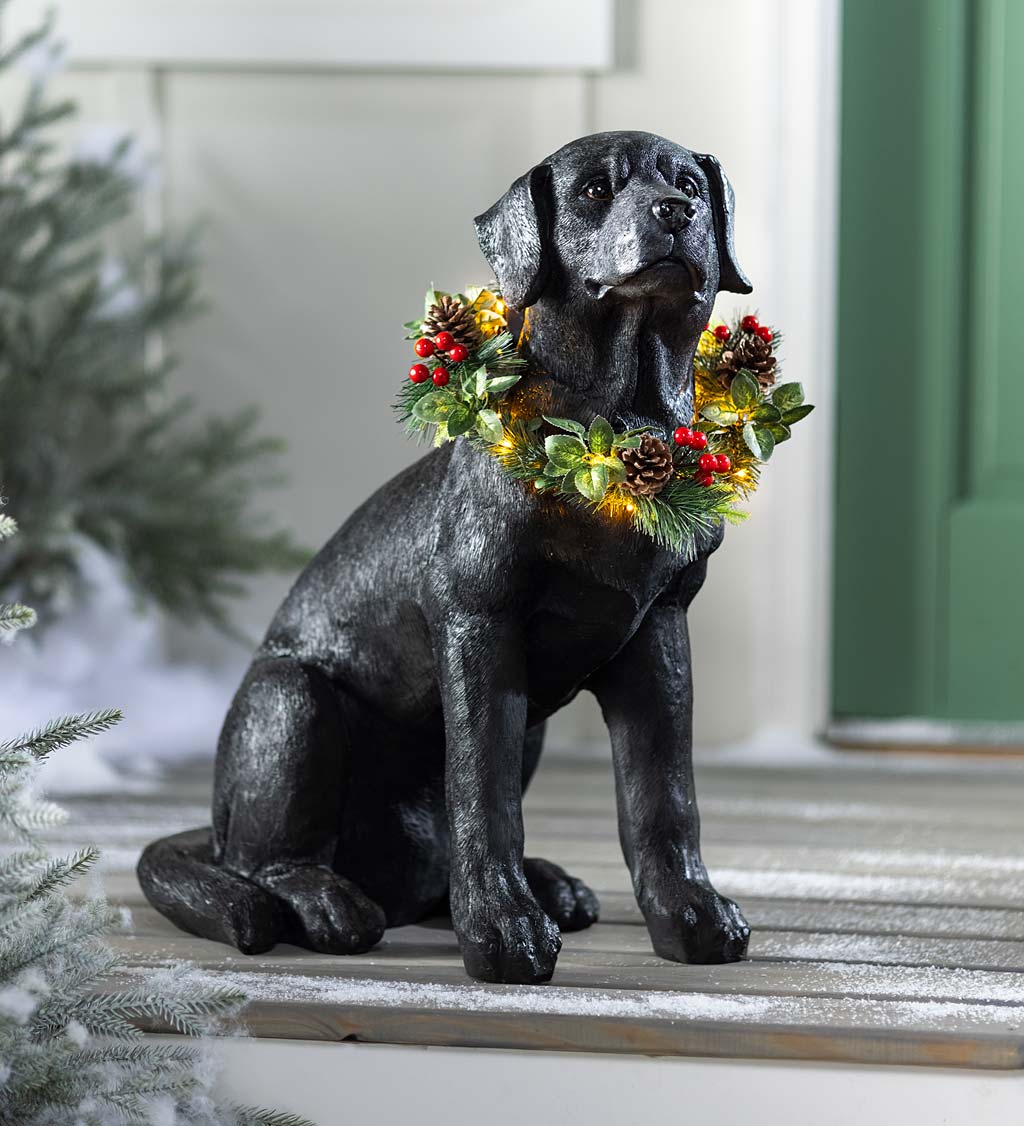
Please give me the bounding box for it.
[620,435,674,496]
[717,330,777,389]
[423,295,481,349]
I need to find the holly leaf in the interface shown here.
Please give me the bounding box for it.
[767,423,792,443]
[575,461,610,502]
[729,370,760,411]
[446,404,474,437]
[614,435,644,449]
[543,460,568,478]
[543,415,586,439]
[701,404,741,425]
[475,408,504,444]
[474,365,490,396]
[424,286,440,318]
[782,403,815,425]
[485,374,521,393]
[544,433,586,471]
[751,403,782,423]
[772,382,805,411]
[588,415,614,456]
[743,421,776,461]
[412,390,459,425]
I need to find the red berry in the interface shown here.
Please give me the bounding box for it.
[434,331,455,352]
[408,363,430,383]
[741,315,759,331]
[696,472,714,487]
[756,326,773,342]
[714,453,731,473]
[431,366,450,386]
[414,337,435,358]
[713,324,730,341]
[448,343,469,363]
[673,426,692,446]
[690,430,708,450]
[698,453,717,472]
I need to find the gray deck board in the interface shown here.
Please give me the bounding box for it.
[51,751,1024,1068]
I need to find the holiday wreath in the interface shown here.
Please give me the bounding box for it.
[395,286,813,559]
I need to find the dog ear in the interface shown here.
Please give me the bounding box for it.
[474,164,552,310]
[695,153,753,295]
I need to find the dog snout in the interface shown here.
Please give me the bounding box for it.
[652,195,697,234]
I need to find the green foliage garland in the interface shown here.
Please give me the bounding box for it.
[396,288,813,560]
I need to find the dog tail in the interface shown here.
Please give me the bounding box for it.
[137,828,278,955]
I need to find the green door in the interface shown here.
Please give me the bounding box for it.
[834,0,1024,726]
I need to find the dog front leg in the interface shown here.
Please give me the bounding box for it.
[437,611,561,984]
[590,602,750,964]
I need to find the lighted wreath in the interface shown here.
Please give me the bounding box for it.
[395,286,813,559]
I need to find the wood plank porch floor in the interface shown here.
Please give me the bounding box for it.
[53,749,1024,1069]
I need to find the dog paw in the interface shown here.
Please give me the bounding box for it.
[452,871,562,984]
[523,856,600,932]
[644,881,750,965]
[258,864,386,955]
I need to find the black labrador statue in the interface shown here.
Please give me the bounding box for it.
[138,131,754,984]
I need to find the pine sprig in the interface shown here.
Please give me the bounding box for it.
[0,600,36,635]
[234,1109,318,1126]
[0,708,123,763]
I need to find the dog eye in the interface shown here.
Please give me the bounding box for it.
[583,178,613,201]
[677,177,699,200]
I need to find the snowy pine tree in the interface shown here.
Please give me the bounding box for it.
[0,512,311,1125]
[0,8,307,633]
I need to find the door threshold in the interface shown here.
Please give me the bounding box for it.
[826,717,1024,755]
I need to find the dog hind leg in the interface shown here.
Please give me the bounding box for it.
[212,655,385,955]
[138,827,279,954]
[520,721,601,932]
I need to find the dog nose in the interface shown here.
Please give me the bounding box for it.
[652,197,697,232]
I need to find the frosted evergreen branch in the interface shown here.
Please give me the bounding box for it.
[0,896,120,978]
[19,847,100,901]
[235,1109,318,1126]
[0,846,49,888]
[65,981,248,1039]
[0,708,123,761]
[0,600,36,636]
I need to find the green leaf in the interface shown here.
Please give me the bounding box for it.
[751,403,782,423]
[614,435,644,449]
[701,404,741,425]
[475,408,504,444]
[543,460,568,478]
[412,390,459,425]
[485,374,521,393]
[474,365,490,396]
[743,421,776,461]
[587,415,614,456]
[768,423,792,443]
[729,370,760,410]
[446,404,474,437]
[605,457,627,485]
[424,286,439,318]
[543,415,586,438]
[782,403,815,425]
[575,461,610,501]
[772,382,805,411]
[544,433,586,470]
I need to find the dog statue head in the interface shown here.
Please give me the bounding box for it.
[475,131,752,318]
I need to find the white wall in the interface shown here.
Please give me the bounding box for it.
[6,0,839,747]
